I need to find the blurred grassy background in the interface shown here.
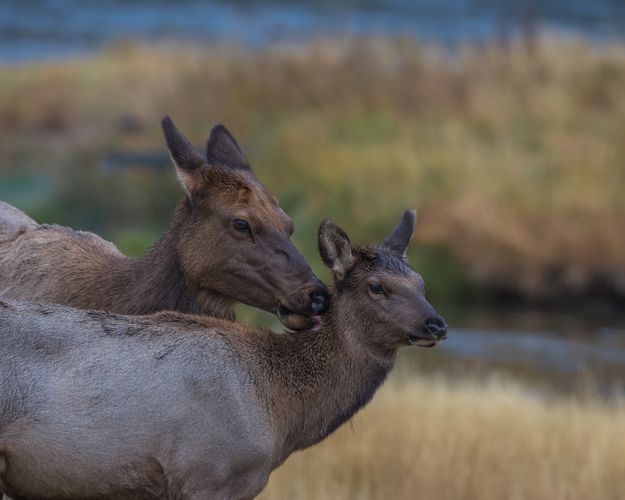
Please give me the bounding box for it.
[2,34,625,499]
[2,38,625,309]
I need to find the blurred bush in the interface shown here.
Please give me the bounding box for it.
[1,37,624,307]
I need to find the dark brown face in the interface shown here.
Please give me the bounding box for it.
[318,210,447,352]
[162,117,328,329]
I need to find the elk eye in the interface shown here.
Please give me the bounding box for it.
[233,218,251,233]
[368,283,385,295]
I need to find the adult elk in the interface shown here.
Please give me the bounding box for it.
[0,118,327,330]
[0,210,446,499]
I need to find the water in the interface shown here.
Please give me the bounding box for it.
[444,327,625,373]
[1,0,624,63]
[432,308,625,389]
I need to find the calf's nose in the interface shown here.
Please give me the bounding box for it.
[424,316,448,339]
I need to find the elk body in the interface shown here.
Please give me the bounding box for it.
[0,118,327,330]
[0,211,446,500]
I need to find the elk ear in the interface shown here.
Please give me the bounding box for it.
[383,209,417,257]
[205,124,249,170]
[318,220,354,281]
[162,116,207,197]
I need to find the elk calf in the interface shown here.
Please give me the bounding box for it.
[0,211,446,500]
[0,118,327,330]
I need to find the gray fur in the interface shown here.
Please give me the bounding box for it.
[0,214,446,500]
[0,300,273,499]
[0,201,36,234]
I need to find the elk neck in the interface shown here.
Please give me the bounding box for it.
[108,198,236,319]
[242,301,396,462]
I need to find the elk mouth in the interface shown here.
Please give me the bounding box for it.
[277,305,322,332]
[408,333,442,348]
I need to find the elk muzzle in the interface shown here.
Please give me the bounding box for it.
[408,315,448,347]
[277,281,329,331]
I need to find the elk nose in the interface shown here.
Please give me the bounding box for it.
[310,290,329,315]
[424,317,448,340]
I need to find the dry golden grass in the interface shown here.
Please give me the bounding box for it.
[259,374,625,500]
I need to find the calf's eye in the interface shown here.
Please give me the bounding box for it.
[233,218,251,233]
[368,283,385,295]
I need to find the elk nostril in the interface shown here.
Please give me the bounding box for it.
[310,291,329,315]
[424,317,448,339]
[274,248,289,261]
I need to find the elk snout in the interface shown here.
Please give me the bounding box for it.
[408,315,447,347]
[424,316,448,340]
[292,280,329,316]
[310,289,329,315]
[277,281,329,332]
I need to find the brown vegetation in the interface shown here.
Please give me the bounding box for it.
[260,373,625,500]
[1,37,624,303]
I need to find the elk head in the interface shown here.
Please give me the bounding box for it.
[318,210,447,353]
[162,117,328,330]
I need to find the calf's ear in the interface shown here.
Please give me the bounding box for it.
[382,209,417,257]
[318,220,354,281]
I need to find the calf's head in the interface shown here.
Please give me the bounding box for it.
[318,210,447,353]
[162,117,328,329]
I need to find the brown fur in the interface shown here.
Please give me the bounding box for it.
[0,119,327,329]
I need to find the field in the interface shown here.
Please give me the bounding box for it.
[260,371,625,500]
[1,37,625,305]
[1,35,624,499]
